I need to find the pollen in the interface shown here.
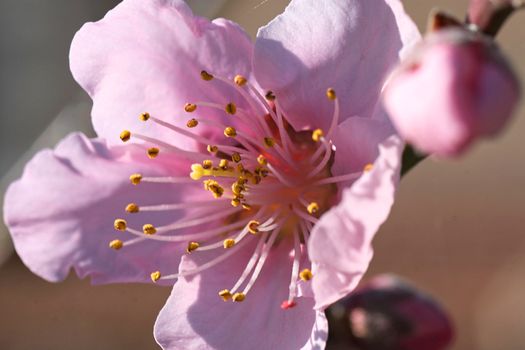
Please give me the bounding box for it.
[231,152,241,163]
[120,130,131,142]
[264,137,276,148]
[364,163,374,172]
[232,292,246,302]
[130,173,142,185]
[299,269,313,281]
[225,103,237,115]
[265,91,276,101]
[139,112,150,121]
[186,118,199,128]
[312,129,324,142]
[307,202,320,215]
[125,203,139,213]
[142,224,157,235]
[150,271,161,283]
[109,239,123,250]
[218,159,229,170]
[248,220,260,234]
[186,241,200,253]
[219,289,232,301]
[223,239,236,249]
[242,203,252,211]
[231,197,241,207]
[257,155,267,166]
[326,88,336,100]
[207,145,218,154]
[234,75,247,86]
[203,180,224,198]
[184,103,197,113]
[114,219,127,231]
[147,147,160,159]
[200,70,214,81]
[202,160,213,170]
[224,127,237,138]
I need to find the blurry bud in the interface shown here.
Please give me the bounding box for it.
[383,28,520,158]
[468,0,524,36]
[327,274,454,350]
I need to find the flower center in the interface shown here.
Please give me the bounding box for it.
[110,71,368,309]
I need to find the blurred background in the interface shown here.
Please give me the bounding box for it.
[0,0,523,349]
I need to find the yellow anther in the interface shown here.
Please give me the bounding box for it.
[242,203,252,211]
[223,239,236,249]
[218,159,229,170]
[231,152,241,163]
[326,88,336,100]
[150,271,161,283]
[364,163,374,172]
[147,147,160,159]
[232,292,246,302]
[225,102,237,115]
[265,91,276,101]
[307,202,320,215]
[130,173,143,185]
[203,180,224,198]
[219,289,232,301]
[234,75,247,86]
[120,130,131,142]
[248,220,260,234]
[255,167,269,178]
[184,103,197,113]
[207,145,218,154]
[224,127,237,138]
[109,239,123,250]
[186,118,199,128]
[186,241,200,253]
[143,224,157,235]
[312,129,324,142]
[139,112,150,121]
[200,70,214,81]
[231,182,245,196]
[125,203,139,213]
[231,197,241,207]
[202,160,213,170]
[114,219,127,231]
[263,137,275,148]
[256,155,267,166]
[299,269,313,281]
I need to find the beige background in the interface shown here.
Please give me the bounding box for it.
[0,0,524,349]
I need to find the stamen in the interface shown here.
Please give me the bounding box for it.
[326,88,336,100]
[120,130,131,142]
[307,202,319,215]
[186,118,199,128]
[150,271,161,282]
[234,75,247,86]
[125,203,139,213]
[207,145,218,154]
[265,91,276,101]
[184,103,197,113]
[219,289,232,301]
[263,137,275,148]
[364,163,374,172]
[225,103,237,115]
[248,220,260,234]
[186,241,200,253]
[109,239,123,250]
[142,224,157,235]
[232,293,246,302]
[299,269,313,281]
[139,113,150,121]
[200,70,214,81]
[312,171,361,186]
[312,129,324,142]
[147,147,160,159]
[130,173,142,185]
[223,239,236,249]
[224,126,237,138]
[114,219,127,231]
[231,152,242,163]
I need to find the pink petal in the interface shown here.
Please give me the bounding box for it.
[4,133,200,284]
[70,0,253,147]
[331,116,395,187]
[154,240,328,350]
[253,0,420,131]
[309,135,404,310]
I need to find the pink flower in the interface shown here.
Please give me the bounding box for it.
[3,0,418,349]
[383,28,520,157]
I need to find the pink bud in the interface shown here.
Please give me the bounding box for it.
[329,274,454,350]
[383,28,520,157]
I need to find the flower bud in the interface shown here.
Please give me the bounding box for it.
[383,28,520,157]
[327,274,454,350]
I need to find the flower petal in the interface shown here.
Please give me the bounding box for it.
[253,0,420,131]
[309,135,403,310]
[70,0,253,147]
[154,240,328,350]
[4,133,200,284]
